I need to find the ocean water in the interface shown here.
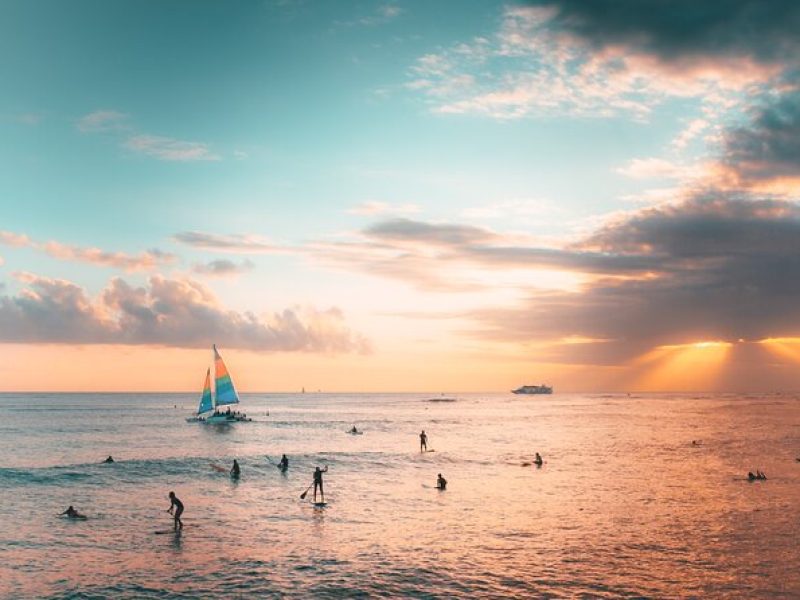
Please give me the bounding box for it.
[0,392,799,599]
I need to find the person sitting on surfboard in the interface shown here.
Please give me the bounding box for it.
[533,452,543,466]
[231,459,241,479]
[167,491,184,530]
[436,473,447,490]
[350,426,358,434]
[279,454,289,472]
[313,465,328,503]
[103,456,114,463]
[61,506,85,519]
[420,430,428,452]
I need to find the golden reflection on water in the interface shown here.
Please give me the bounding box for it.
[0,392,799,597]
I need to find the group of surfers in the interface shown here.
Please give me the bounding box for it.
[61,430,549,528]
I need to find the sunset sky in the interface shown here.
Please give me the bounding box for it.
[2,0,800,392]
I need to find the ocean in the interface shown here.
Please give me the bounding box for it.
[0,392,798,599]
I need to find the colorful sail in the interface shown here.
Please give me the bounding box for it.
[197,368,213,415]
[213,344,239,406]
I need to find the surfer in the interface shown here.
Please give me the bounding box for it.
[420,430,428,452]
[313,465,328,503]
[167,491,184,530]
[436,473,447,490]
[103,456,114,464]
[350,426,359,434]
[533,452,543,466]
[61,506,85,519]
[231,459,241,479]
[279,454,289,472]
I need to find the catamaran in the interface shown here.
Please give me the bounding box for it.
[187,345,251,424]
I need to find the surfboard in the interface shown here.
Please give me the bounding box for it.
[345,431,363,435]
[210,463,227,473]
[313,502,327,508]
[154,529,181,535]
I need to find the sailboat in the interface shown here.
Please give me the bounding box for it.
[187,345,250,424]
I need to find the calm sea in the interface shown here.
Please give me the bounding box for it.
[0,392,798,599]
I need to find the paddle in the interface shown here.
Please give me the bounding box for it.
[299,482,314,500]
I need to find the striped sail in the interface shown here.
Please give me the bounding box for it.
[213,344,239,406]
[197,368,213,415]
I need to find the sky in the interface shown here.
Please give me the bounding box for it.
[2,0,800,392]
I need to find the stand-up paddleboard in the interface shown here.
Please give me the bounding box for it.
[312,502,327,508]
[154,529,181,535]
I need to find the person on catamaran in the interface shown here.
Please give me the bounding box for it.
[103,456,114,463]
[313,465,328,502]
[436,473,447,490]
[61,505,85,519]
[420,430,428,452]
[279,454,289,472]
[231,459,241,478]
[167,491,184,530]
[533,452,543,466]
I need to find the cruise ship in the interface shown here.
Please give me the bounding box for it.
[512,384,553,395]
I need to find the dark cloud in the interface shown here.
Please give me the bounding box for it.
[723,90,800,181]
[192,259,254,277]
[526,0,800,64]
[0,274,369,353]
[471,194,800,363]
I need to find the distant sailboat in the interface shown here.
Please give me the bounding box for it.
[187,345,250,424]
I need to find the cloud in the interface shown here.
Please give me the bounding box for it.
[347,201,420,216]
[125,135,220,162]
[471,193,800,363]
[16,113,44,126]
[364,218,498,246]
[0,231,175,272]
[525,0,800,65]
[722,90,800,184]
[192,259,254,277]
[78,110,220,162]
[0,231,31,247]
[338,3,402,27]
[0,274,370,353]
[616,157,696,180]
[405,3,788,120]
[77,110,130,133]
[174,231,286,254]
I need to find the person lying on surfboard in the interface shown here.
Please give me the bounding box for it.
[313,465,328,503]
[436,474,447,490]
[231,459,241,479]
[61,506,86,519]
[278,454,289,472]
[167,491,184,530]
[420,430,428,452]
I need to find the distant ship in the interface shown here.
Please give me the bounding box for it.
[512,384,553,395]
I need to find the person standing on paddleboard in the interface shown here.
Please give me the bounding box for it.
[420,430,428,452]
[167,491,184,530]
[313,465,328,503]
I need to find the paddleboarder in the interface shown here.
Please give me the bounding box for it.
[313,465,328,503]
[420,430,428,452]
[167,491,184,530]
